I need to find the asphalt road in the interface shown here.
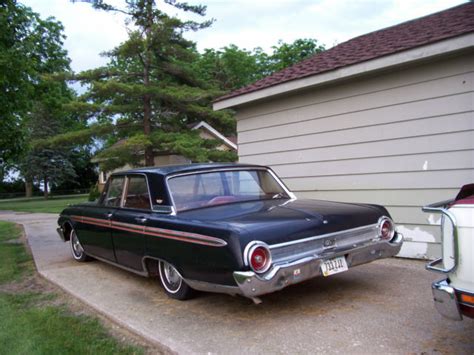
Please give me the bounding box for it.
[1,211,473,354]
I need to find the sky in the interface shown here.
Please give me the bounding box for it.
[20,0,467,73]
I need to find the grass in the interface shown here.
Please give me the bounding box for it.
[0,221,144,355]
[0,223,32,284]
[0,194,88,214]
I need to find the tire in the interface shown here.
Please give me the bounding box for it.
[158,260,195,300]
[70,228,91,262]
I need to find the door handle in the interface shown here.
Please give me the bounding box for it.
[135,217,147,224]
[106,212,113,219]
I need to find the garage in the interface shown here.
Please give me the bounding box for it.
[214,3,474,259]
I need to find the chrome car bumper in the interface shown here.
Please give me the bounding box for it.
[431,279,463,321]
[233,233,403,298]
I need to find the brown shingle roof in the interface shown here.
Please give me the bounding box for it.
[215,2,474,103]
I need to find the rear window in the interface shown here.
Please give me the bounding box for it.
[167,169,289,212]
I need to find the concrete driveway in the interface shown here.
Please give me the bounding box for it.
[1,211,473,354]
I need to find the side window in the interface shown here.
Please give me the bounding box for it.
[104,176,125,207]
[124,175,151,210]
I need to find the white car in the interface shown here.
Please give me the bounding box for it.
[424,184,474,320]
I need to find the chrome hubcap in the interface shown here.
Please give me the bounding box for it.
[71,231,83,256]
[163,262,181,291]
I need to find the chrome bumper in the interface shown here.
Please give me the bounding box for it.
[233,233,403,298]
[431,279,462,321]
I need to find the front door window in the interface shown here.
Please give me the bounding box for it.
[104,176,125,207]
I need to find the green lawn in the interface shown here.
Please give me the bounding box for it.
[0,221,143,354]
[0,194,88,213]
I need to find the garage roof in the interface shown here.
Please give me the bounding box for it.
[215,2,474,104]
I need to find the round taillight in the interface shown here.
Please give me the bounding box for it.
[246,242,272,273]
[379,217,395,240]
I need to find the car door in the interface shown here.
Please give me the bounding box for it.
[111,174,151,271]
[76,175,125,262]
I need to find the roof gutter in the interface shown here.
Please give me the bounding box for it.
[213,32,474,111]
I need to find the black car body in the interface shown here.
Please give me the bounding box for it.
[57,163,403,302]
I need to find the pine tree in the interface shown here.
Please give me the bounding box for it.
[68,0,235,171]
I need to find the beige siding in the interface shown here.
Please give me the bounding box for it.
[236,52,474,259]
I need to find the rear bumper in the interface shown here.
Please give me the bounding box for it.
[431,279,474,320]
[233,233,403,298]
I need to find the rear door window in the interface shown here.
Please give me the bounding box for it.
[124,175,151,210]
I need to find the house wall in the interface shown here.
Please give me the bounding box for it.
[235,52,474,259]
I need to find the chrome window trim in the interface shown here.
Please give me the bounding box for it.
[165,167,296,214]
[269,222,379,250]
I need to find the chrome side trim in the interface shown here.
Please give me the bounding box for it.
[269,223,378,249]
[88,253,150,277]
[70,215,227,247]
[423,202,459,274]
[269,223,388,264]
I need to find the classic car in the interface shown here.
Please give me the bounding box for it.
[424,184,474,320]
[57,163,403,303]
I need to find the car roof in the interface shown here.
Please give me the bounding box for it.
[112,163,268,177]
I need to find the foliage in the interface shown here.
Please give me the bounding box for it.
[21,101,78,198]
[195,38,325,92]
[52,148,98,191]
[195,45,265,91]
[267,38,325,73]
[0,0,92,199]
[0,179,36,195]
[0,0,70,167]
[88,184,101,202]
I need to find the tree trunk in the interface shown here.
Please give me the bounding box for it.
[25,180,33,198]
[143,0,154,167]
[43,176,49,199]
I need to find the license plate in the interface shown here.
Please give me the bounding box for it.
[321,256,348,277]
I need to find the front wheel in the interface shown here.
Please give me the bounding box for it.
[158,260,195,300]
[70,229,91,262]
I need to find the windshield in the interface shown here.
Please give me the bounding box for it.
[167,169,290,212]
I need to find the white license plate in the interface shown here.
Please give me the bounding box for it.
[321,256,348,277]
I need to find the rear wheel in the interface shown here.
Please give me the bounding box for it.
[70,229,91,262]
[158,260,195,300]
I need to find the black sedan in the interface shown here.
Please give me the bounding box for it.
[57,163,403,303]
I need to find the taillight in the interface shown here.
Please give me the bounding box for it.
[246,242,272,273]
[378,217,395,240]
